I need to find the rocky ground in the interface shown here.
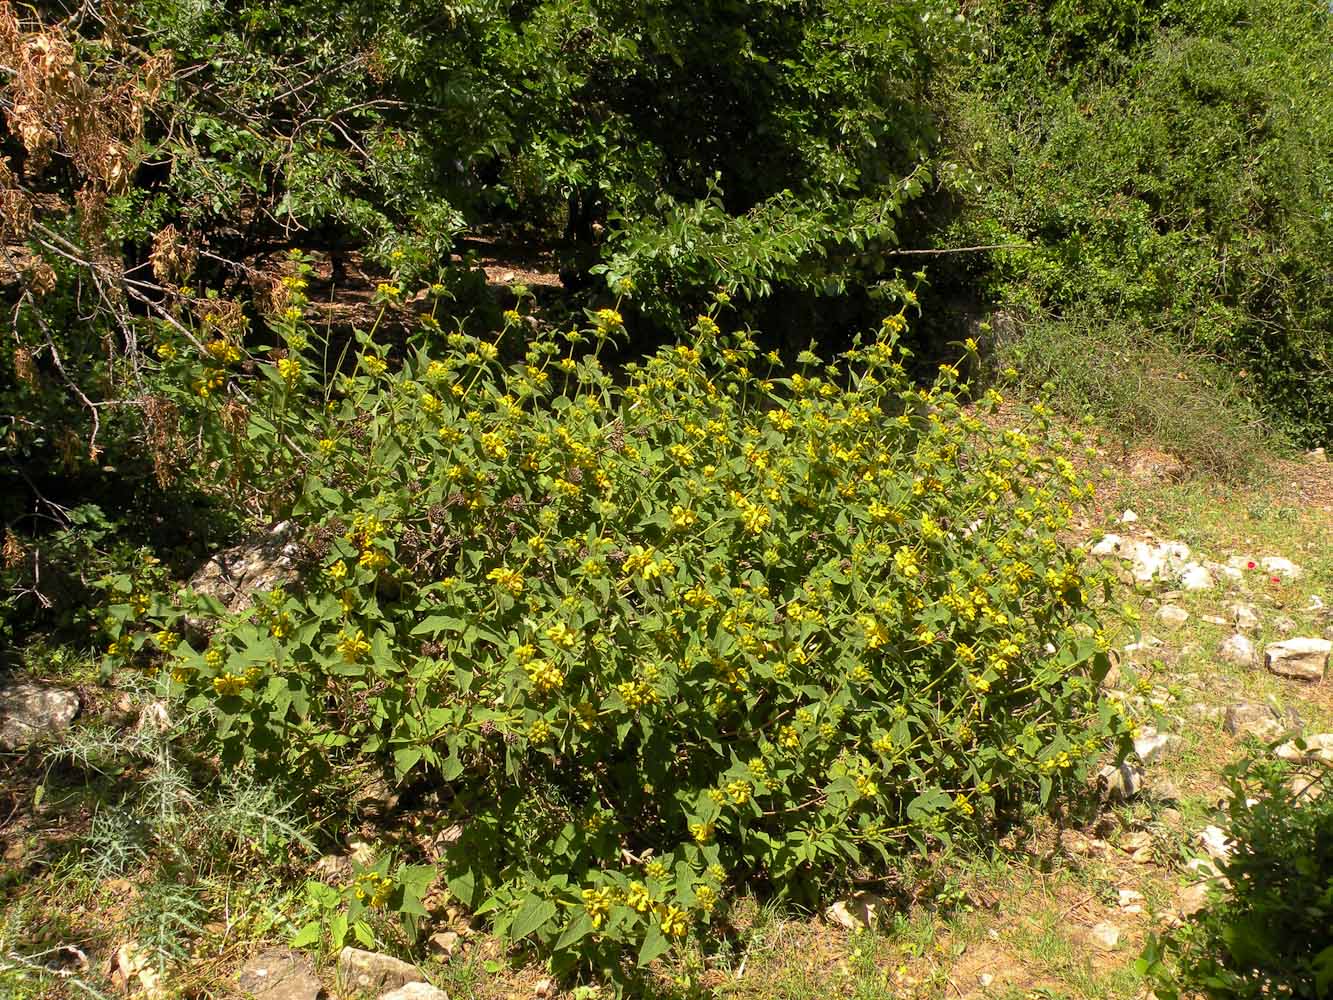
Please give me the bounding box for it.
[2,447,1330,1000]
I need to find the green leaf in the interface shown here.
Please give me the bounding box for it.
[511,895,558,940]
[554,910,593,951]
[906,787,950,820]
[412,615,465,636]
[638,922,672,966]
[353,919,375,948]
[328,911,348,950]
[394,746,423,780]
[290,922,322,949]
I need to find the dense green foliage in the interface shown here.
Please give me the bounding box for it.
[10,0,1329,988]
[1141,753,1333,999]
[97,278,1127,980]
[940,0,1333,444]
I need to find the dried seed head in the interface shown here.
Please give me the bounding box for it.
[13,344,36,384]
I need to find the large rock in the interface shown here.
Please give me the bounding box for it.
[1260,556,1302,581]
[237,946,324,1000]
[188,521,302,618]
[0,677,80,750]
[1134,727,1180,766]
[1274,734,1333,764]
[1225,702,1301,741]
[1264,638,1331,682]
[336,948,423,995]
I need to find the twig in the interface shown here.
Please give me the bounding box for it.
[882,242,1031,257]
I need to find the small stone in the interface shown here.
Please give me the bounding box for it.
[428,931,461,959]
[1089,922,1120,951]
[1307,447,1327,464]
[1117,888,1144,914]
[1118,831,1153,858]
[1159,808,1183,826]
[1196,826,1231,863]
[534,979,555,998]
[1200,614,1228,626]
[1178,563,1214,591]
[1091,534,1123,557]
[0,679,80,750]
[1153,779,1182,804]
[1157,605,1190,629]
[337,947,424,995]
[1264,638,1331,682]
[1218,633,1255,666]
[379,985,448,1000]
[237,947,324,1000]
[1099,762,1145,801]
[978,973,995,988]
[824,892,888,930]
[1120,510,1139,524]
[1060,829,1096,855]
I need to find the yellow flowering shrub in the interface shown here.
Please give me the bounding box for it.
[125,283,1129,982]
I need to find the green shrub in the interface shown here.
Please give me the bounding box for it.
[104,270,1129,983]
[992,312,1271,480]
[937,0,1333,444]
[1140,752,1333,999]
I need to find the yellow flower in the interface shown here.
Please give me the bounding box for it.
[192,368,226,397]
[694,884,717,914]
[276,357,301,387]
[205,339,242,364]
[487,566,523,595]
[658,904,690,939]
[480,432,508,460]
[528,718,552,742]
[524,658,564,695]
[359,547,389,571]
[690,821,715,844]
[593,308,623,334]
[626,882,653,913]
[670,504,698,530]
[545,623,577,649]
[336,629,371,663]
[212,672,249,696]
[582,886,614,929]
